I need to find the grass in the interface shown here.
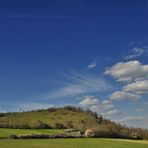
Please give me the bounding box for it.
[106,138,148,144]
[0,128,148,147]
[0,138,148,148]
[0,128,63,139]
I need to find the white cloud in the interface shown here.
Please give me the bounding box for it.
[79,96,116,116]
[46,71,112,99]
[101,100,115,109]
[105,60,148,101]
[105,60,148,82]
[109,91,141,101]
[123,80,148,94]
[125,47,145,60]
[87,62,97,69]
[79,95,100,108]
[86,59,97,69]
[104,109,121,116]
[102,100,112,105]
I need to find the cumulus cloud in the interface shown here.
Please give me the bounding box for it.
[79,95,100,108]
[109,91,141,101]
[104,109,121,116]
[101,100,115,109]
[105,60,148,82]
[46,71,112,99]
[124,48,145,60]
[123,80,148,94]
[78,96,120,117]
[105,60,148,101]
[79,96,114,110]
[109,79,148,101]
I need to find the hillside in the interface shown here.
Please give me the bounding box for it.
[0,106,100,130]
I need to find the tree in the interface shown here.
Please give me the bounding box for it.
[98,115,103,124]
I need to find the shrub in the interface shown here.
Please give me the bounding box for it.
[54,122,66,129]
[10,134,50,139]
[66,121,73,128]
[98,115,103,124]
[86,110,100,120]
[129,132,142,140]
[63,106,77,112]
[9,133,84,139]
[47,108,57,112]
[64,128,78,133]
[9,134,19,139]
[63,106,84,113]
[35,120,52,129]
[0,113,5,118]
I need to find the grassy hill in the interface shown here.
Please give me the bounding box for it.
[0,106,99,130]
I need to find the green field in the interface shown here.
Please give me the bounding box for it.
[0,138,148,148]
[0,128,148,148]
[0,128,63,139]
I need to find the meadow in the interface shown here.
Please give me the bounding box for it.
[0,128,63,139]
[0,128,148,148]
[0,138,148,148]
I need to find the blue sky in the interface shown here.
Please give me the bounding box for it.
[0,0,148,128]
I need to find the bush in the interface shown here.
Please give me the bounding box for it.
[64,129,78,133]
[35,120,52,129]
[10,134,50,139]
[47,108,57,112]
[54,123,66,129]
[0,113,5,118]
[92,124,144,140]
[63,106,84,113]
[66,121,73,128]
[129,132,142,140]
[9,134,19,139]
[9,133,84,139]
[63,106,77,112]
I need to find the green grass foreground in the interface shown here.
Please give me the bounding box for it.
[0,128,63,139]
[0,128,148,148]
[0,138,148,148]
